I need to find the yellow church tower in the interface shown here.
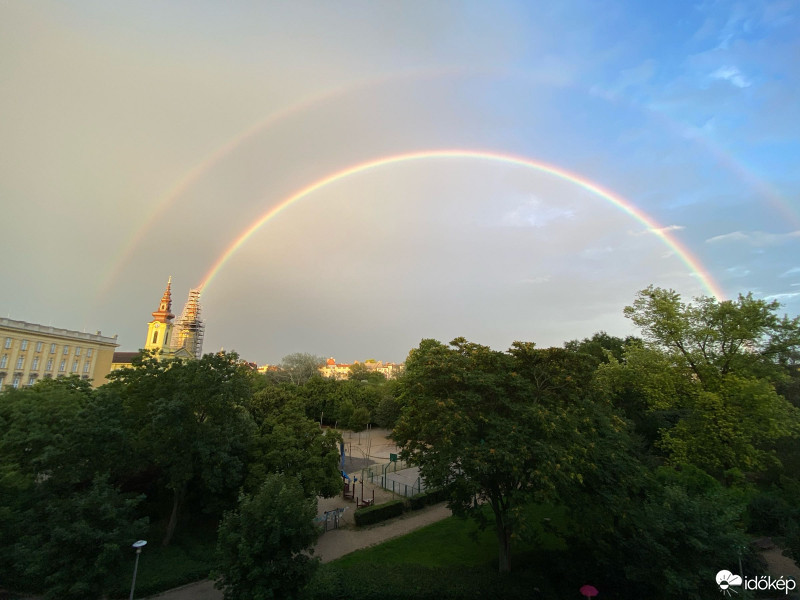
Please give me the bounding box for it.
[144,277,175,354]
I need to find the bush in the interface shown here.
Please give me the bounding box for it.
[408,488,448,511]
[354,500,405,526]
[747,491,794,535]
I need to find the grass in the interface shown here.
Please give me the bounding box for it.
[336,503,567,569]
[302,504,570,599]
[108,519,218,599]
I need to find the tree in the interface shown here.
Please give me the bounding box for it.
[15,475,146,600]
[394,338,596,573]
[213,474,319,600]
[245,390,341,498]
[618,287,800,477]
[563,331,640,369]
[587,467,759,599]
[348,362,387,383]
[108,351,254,545]
[624,286,800,386]
[268,353,326,386]
[0,378,145,598]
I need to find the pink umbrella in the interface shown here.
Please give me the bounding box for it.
[580,584,599,598]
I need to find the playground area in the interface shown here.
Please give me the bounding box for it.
[147,428,449,600]
[317,427,422,530]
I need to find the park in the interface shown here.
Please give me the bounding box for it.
[1,288,799,599]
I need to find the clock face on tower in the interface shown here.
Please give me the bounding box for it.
[154,322,160,329]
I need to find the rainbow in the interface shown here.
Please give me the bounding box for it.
[197,149,725,300]
[94,67,465,301]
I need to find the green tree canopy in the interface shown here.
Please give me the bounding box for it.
[213,474,319,600]
[394,338,605,573]
[108,350,254,545]
[624,285,800,386]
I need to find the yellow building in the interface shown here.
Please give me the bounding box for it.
[319,357,404,380]
[111,278,200,371]
[0,317,118,390]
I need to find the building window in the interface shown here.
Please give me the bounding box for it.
[59,360,66,372]
[83,361,90,373]
[21,340,28,351]
[32,357,39,370]
[75,347,81,356]
[36,341,43,352]
[152,331,158,344]
[4,338,11,349]
[12,375,21,389]
[87,348,93,358]
[0,355,6,368]
[72,360,79,373]
[0,375,3,391]
[16,356,24,370]
[46,358,53,371]
[27,375,36,387]
[63,346,69,355]
[50,343,56,353]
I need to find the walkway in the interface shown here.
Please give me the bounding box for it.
[145,503,451,600]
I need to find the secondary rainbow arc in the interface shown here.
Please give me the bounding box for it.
[198,149,724,300]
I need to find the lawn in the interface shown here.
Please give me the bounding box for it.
[303,504,570,600]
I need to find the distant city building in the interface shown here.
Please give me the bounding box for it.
[111,278,203,370]
[0,317,118,390]
[319,357,404,380]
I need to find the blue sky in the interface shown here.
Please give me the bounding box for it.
[1,0,798,364]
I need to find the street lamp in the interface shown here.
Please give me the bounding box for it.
[129,540,147,600]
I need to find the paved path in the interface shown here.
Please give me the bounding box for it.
[145,503,451,600]
[146,429,450,600]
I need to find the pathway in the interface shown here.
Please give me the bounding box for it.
[145,503,451,600]
[146,429,448,600]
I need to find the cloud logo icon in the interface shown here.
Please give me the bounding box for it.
[716,570,743,594]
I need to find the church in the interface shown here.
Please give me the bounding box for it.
[111,278,205,369]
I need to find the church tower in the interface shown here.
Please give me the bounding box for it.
[172,288,204,359]
[144,277,175,353]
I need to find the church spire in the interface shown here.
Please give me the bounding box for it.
[151,276,175,323]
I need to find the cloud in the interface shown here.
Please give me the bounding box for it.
[764,292,800,302]
[499,196,575,228]
[726,265,751,278]
[780,267,800,278]
[632,225,685,237]
[710,65,752,88]
[705,230,800,246]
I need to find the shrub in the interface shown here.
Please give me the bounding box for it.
[354,500,405,526]
[408,488,447,510]
[747,491,794,535]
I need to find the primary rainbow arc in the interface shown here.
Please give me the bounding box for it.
[198,149,724,300]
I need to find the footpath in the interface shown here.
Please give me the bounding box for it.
[147,429,449,600]
[146,502,451,600]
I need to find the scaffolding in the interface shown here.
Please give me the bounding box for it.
[172,288,204,359]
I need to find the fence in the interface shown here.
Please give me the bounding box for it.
[361,463,427,498]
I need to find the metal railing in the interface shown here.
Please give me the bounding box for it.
[362,468,427,498]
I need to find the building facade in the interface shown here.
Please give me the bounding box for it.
[0,318,118,390]
[319,357,404,380]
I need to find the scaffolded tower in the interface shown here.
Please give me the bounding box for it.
[172,288,204,359]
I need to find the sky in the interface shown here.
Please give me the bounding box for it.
[1,0,798,365]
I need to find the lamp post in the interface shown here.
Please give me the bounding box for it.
[129,540,147,600]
